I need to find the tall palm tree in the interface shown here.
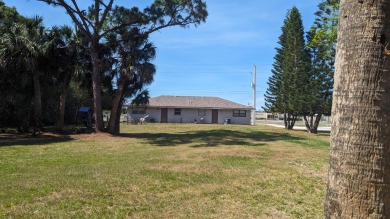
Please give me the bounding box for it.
[0,16,53,131]
[324,0,390,218]
[106,28,156,135]
[50,26,87,131]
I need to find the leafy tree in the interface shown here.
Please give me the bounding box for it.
[0,2,25,129]
[106,27,156,134]
[48,26,90,131]
[38,0,208,133]
[264,7,310,129]
[0,1,21,33]
[304,0,339,133]
[0,16,55,132]
[324,0,390,217]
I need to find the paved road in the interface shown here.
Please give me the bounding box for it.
[266,124,331,132]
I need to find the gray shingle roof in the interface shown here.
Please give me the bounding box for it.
[142,95,253,110]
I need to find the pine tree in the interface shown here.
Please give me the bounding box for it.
[264,7,310,129]
[304,0,339,133]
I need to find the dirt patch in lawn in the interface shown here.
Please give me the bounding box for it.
[70,132,136,141]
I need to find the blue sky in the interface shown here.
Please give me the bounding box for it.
[4,0,320,110]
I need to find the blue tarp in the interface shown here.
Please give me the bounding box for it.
[78,107,91,112]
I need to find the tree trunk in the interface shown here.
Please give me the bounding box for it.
[284,112,296,130]
[312,113,322,134]
[32,71,42,130]
[324,1,390,218]
[56,71,72,132]
[304,114,322,134]
[91,50,104,132]
[290,115,297,129]
[107,75,127,135]
[303,115,313,132]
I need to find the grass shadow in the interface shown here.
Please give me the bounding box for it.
[294,129,331,136]
[120,129,304,147]
[0,133,74,147]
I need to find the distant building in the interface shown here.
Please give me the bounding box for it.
[128,95,253,125]
[256,111,280,120]
[256,111,331,122]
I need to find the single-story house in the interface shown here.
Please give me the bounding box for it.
[127,95,253,125]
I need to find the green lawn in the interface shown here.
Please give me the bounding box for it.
[0,124,330,218]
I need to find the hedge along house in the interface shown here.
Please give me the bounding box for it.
[128,96,253,125]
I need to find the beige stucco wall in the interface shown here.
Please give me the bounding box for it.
[165,108,212,123]
[127,108,160,123]
[128,108,251,125]
[217,109,251,125]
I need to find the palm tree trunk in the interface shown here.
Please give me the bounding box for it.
[56,71,72,132]
[32,71,42,130]
[324,1,390,218]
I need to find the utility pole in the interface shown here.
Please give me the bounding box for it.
[252,65,256,125]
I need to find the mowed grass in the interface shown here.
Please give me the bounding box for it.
[0,124,330,218]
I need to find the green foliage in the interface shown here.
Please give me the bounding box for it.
[0,3,92,130]
[0,0,207,131]
[132,90,151,106]
[144,0,208,28]
[36,0,208,132]
[0,3,31,128]
[308,0,339,50]
[111,27,157,104]
[0,2,21,33]
[303,0,338,131]
[264,7,311,129]
[264,2,338,133]
[0,13,52,130]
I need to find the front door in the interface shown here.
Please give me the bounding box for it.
[212,109,218,124]
[161,108,168,123]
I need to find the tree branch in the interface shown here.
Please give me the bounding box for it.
[97,0,114,30]
[94,0,100,30]
[70,0,94,31]
[37,0,93,40]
